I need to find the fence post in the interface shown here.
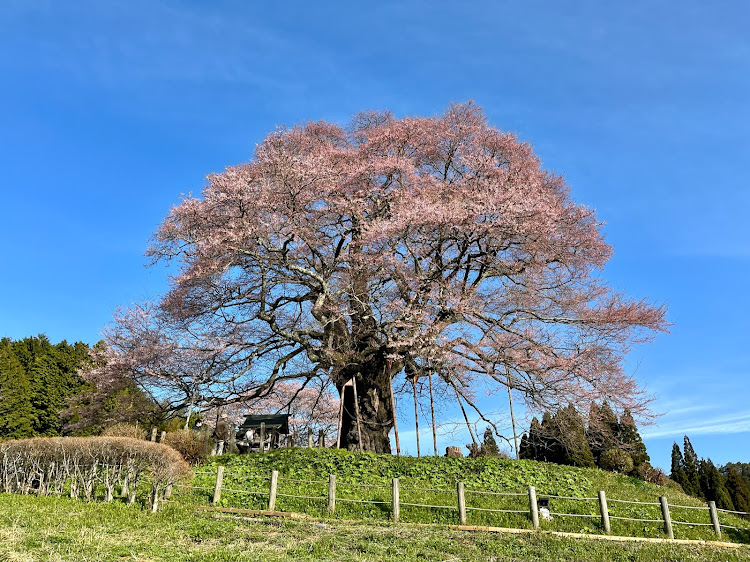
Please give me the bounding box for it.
[260,423,266,453]
[268,470,279,511]
[598,490,611,534]
[528,485,539,529]
[318,429,325,448]
[308,427,313,448]
[659,496,674,539]
[708,500,721,539]
[212,466,224,504]
[150,427,158,442]
[457,481,467,525]
[159,430,166,443]
[392,477,400,522]
[328,474,336,513]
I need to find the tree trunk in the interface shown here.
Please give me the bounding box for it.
[337,359,394,453]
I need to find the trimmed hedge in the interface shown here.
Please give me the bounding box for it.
[0,437,191,508]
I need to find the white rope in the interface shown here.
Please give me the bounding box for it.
[466,506,527,514]
[608,516,663,523]
[465,490,526,497]
[400,501,455,509]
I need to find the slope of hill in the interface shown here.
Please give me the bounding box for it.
[186,448,750,544]
[0,493,748,561]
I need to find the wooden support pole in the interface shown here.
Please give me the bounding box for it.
[268,470,279,511]
[212,466,224,504]
[457,481,467,525]
[392,477,400,522]
[150,427,158,442]
[328,474,336,513]
[336,384,345,449]
[159,430,166,443]
[505,367,519,459]
[412,378,421,457]
[429,373,438,457]
[528,485,539,529]
[659,496,674,539]
[708,500,721,539]
[389,374,401,457]
[318,429,325,448]
[352,377,363,452]
[598,490,611,534]
[308,427,313,449]
[260,422,266,453]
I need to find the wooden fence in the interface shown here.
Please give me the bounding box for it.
[169,466,750,542]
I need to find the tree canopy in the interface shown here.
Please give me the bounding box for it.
[95,102,667,452]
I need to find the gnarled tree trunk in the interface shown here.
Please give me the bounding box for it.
[337,357,394,453]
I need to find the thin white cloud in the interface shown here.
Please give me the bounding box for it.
[643,411,750,439]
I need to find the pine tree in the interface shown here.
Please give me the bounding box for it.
[725,469,750,516]
[682,436,702,497]
[0,342,35,438]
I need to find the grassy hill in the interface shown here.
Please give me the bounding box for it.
[184,448,750,544]
[1,494,748,561]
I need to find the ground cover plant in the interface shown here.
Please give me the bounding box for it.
[179,448,750,544]
[0,493,748,562]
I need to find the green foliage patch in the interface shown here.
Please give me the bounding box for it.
[179,448,750,544]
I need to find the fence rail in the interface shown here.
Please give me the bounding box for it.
[182,465,750,544]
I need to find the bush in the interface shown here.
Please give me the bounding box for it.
[599,448,634,474]
[636,462,670,486]
[0,437,191,504]
[163,429,212,465]
[102,423,147,440]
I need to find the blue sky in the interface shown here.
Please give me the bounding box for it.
[1,1,748,470]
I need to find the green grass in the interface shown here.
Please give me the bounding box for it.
[1,493,749,561]
[181,448,750,544]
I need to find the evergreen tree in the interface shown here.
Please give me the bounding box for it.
[587,401,618,465]
[670,442,687,491]
[725,469,750,516]
[518,431,530,459]
[558,404,595,468]
[698,458,734,511]
[539,411,560,463]
[0,341,35,438]
[519,417,542,461]
[618,409,649,471]
[481,426,500,456]
[682,436,702,497]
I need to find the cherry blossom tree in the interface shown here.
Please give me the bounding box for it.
[107,102,667,453]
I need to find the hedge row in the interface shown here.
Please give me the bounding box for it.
[0,437,191,509]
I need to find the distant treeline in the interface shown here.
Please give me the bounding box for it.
[671,436,750,515]
[0,335,157,439]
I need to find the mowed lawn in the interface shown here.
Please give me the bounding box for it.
[1,494,749,561]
